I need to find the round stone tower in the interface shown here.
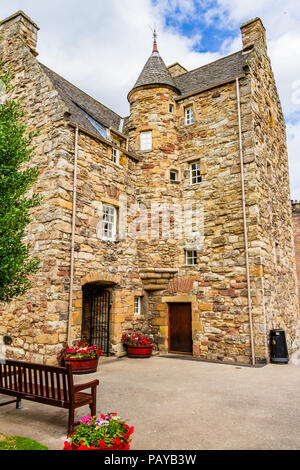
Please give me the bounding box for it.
[126,33,182,268]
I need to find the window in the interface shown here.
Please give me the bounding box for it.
[190,161,201,185]
[134,297,141,316]
[169,104,174,113]
[170,170,179,182]
[140,131,152,151]
[102,204,117,241]
[137,200,142,210]
[112,147,120,165]
[186,250,197,266]
[185,107,194,125]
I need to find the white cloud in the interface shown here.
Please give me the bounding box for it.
[1,0,300,197]
[1,0,220,116]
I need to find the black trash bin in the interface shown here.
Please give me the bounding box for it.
[270,329,289,364]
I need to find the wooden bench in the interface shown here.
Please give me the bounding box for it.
[0,359,99,435]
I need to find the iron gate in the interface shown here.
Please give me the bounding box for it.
[82,285,111,356]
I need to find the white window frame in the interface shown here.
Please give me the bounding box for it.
[112,147,120,165]
[140,131,152,151]
[102,204,117,241]
[134,296,141,316]
[185,106,194,125]
[185,250,197,266]
[190,160,201,185]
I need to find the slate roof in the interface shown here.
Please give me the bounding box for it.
[39,48,251,140]
[40,63,123,135]
[130,51,180,95]
[173,50,251,96]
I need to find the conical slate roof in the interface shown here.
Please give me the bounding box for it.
[129,50,180,97]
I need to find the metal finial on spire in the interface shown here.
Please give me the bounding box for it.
[152,27,158,53]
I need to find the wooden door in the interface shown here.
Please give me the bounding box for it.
[169,303,192,354]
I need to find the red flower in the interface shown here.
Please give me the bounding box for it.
[63,441,73,450]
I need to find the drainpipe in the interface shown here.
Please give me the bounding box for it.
[67,126,79,345]
[236,77,256,366]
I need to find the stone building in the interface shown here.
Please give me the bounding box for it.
[0,11,299,365]
[292,202,300,313]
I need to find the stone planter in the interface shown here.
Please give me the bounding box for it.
[126,345,153,358]
[64,357,99,374]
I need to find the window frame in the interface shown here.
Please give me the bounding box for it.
[140,131,152,151]
[102,204,117,241]
[170,169,179,182]
[185,250,197,266]
[190,160,201,185]
[112,146,120,165]
[185,106,194,125]
[134,296,141,316]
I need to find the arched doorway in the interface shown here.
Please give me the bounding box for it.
[82,284,111,356]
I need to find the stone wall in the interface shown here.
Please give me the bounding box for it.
[125,19,299,364]
[0,15,74,363]
[0,12,298,365]
[126,75,261,363]
[0,13,144,363]
[292,203,300,318]
[245,20,300,353]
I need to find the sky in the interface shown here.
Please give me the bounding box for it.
[1,0,300,198]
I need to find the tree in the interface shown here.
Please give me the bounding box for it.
[0,68,40,303]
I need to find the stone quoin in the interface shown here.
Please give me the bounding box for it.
[0,11,299,365]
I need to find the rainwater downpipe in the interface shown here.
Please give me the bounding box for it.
[236,77,256,366]
[67,126,79,345]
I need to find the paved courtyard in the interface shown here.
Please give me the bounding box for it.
[0,355,300,450]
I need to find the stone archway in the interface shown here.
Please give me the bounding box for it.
[81,272,121,287]
[78,271,121,356]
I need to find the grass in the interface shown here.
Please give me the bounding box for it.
[0,433,48,450]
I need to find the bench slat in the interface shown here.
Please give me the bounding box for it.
[50,372,56,399]
[56,373,61,400]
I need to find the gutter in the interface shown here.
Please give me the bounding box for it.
[236,77,256,366]
[67,126,79,345]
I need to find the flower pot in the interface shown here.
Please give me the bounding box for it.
[65,357,99,374]
[126,345,153,358]
[66,441,131,450]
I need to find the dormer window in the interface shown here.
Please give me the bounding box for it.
[140,131,152,151]
[185,106,194,125]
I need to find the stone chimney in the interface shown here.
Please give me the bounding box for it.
[240,17,267,51]
[167,62,188,78]
[0,10,39,56]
